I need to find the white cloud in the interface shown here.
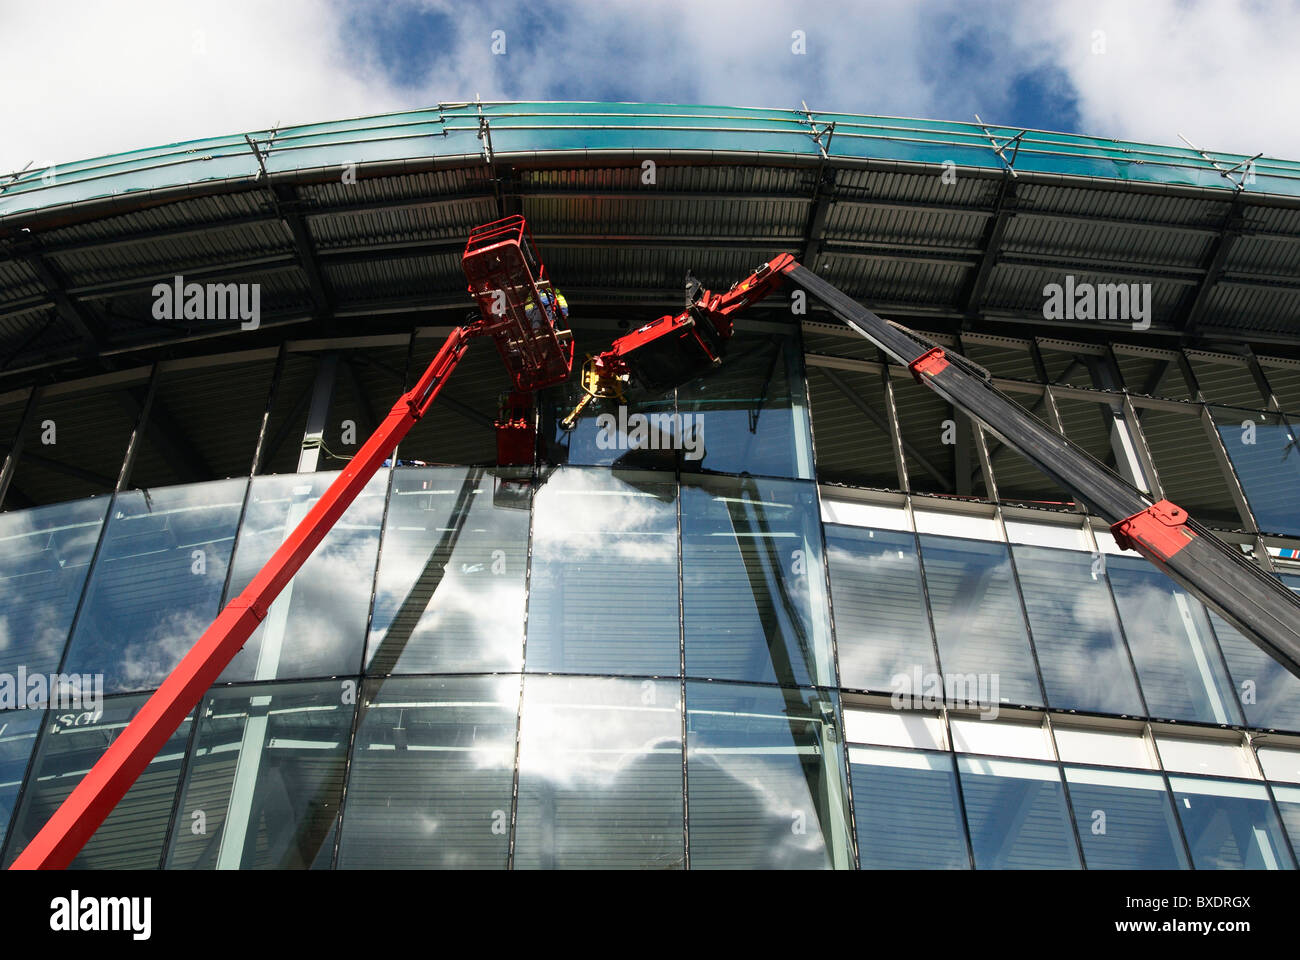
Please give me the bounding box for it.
[1017,0,1300,157]
[2,0,1297,175]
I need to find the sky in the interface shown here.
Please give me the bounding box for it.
[1,0,1298,174]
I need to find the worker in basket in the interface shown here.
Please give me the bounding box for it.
[524,285,568,333]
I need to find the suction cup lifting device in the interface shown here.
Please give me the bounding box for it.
[14,238,1300,870]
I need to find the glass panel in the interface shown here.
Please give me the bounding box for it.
[843,707,946,751]
[677,330,813,479]
[919,536,1042,707]
[686,682,852,869]
[543,376,682,470]
[957,756,1081,869]
[0,498,107,682]
[62,480,245,694]
[1210,607,1300,732]
[1053,726,1155,769]
[683,477,833,686]
[1258,746,1300,784]
[526,468,680,676]
[1272,784,1300,863]
[849,746,970,869]
[166,680,355,870]
[825,525,935,692]
[0,710,43,848]
[514,676,683,869]
[1106,555,1243,724]
[1064,766,1189,869]
[220,471,386,682]
[1168,775,1295,869]
[4,696,191,869]
[337,676,518,869]
[1212,409,1300,537]
[365,468,528,675]
[950,718,1054,760]
[1012,545,1144,716]
[1156,736,1257,779]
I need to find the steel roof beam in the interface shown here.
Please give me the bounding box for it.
[1178,197,1244,339]
[116,385,215,484]
[17,249,104,357]
[273,184,333,332]
[962,178,1018,322]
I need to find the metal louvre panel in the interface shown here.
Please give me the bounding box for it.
[1203,284,1300,339]
[519,163,807,195]
[298,168,476,207]
[825,203,988,248]
[525,195,807,240]
[834,167,1000,207]
[1002,215,1211,268]
[48,221,292,289]
[1226,235,1300,277]
[38,192,268,247]
[308,198,495,250]
[984,263,1185,326]
[820,255,968,305]
[1014,183,1230,227]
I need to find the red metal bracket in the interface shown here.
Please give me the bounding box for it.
[1111,499,1197,561]
[909,347,949,383]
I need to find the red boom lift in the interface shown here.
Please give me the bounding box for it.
[12,233,1300,870]
[9,215,572,869]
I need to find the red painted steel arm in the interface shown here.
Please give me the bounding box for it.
[9,325,475,870]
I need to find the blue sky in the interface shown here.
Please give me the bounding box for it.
[2,0,1298,172]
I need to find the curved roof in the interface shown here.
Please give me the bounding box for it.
[2,101,1300,388]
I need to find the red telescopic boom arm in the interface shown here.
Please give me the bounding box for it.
[9,327,472,869]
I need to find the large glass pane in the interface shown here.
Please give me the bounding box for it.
[337,676,518,869]
[62,480,245,694]
[1106,555,1242,725]
[220,471,386,682]
[683,477,834,686]
[686,682,852,869]
[3,696,191,869]
[365,468,528,675]
[526,468,680,676]
[0,710,43,848]
[825,525,936,692]
[1012,545,1143,716]
[957,756,1081,869]
[1210,589,1300,732]
[514,676,683,869]
[166,681,355,870]
[1272,784,1300,864]
[0,498,107,682]
[1168,775,1295,869]
[1212,408,1300,537]
[849,746,969,869]
[1064,766,1188,869]
[677,330,813,479]
[542,378,681,470]
[919,535,1042,707]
